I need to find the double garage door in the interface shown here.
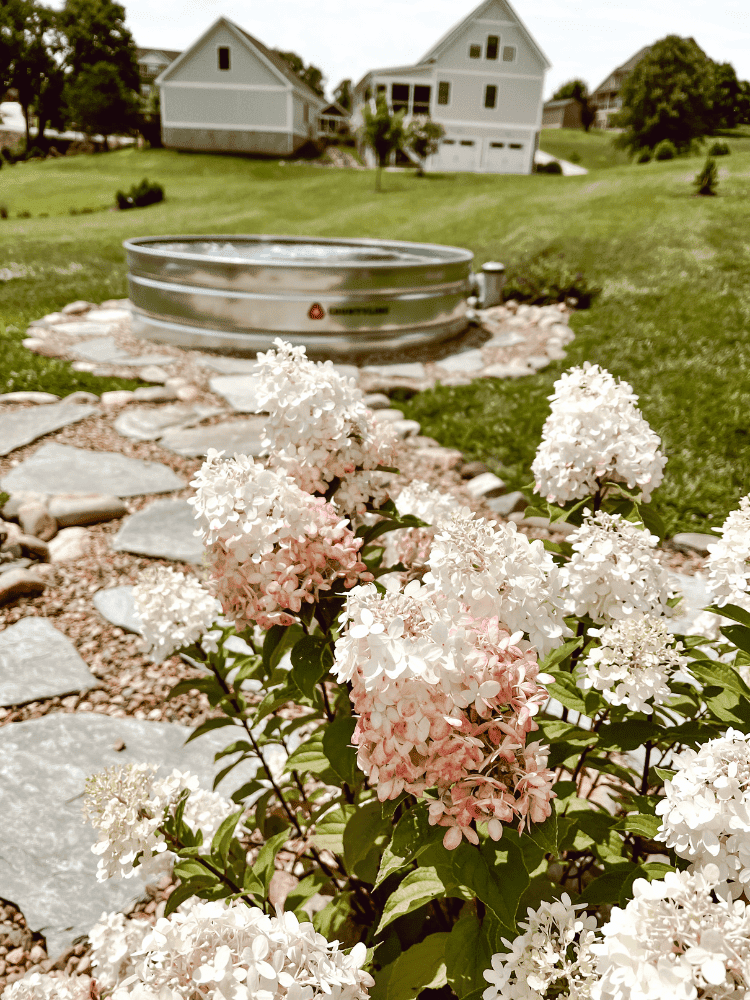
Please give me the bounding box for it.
[435,137,528,174]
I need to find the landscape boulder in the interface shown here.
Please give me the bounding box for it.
[48,494,128,527]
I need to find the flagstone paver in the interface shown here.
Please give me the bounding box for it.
[1,444,185,498]
[0,618,97,707]
[72,337,174,366]
[0,403,97,456]
[158,417,266,458]
[0,714,263,956]
[208,375,266,413]
[92,585,142,634]
[114,404,220,441]
[112,499,204,563]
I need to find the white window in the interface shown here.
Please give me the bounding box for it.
[391,83,410,113]
[502,45,516,62]
[413,85,431,115]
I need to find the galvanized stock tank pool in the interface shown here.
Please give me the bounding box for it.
[124,235,474,356]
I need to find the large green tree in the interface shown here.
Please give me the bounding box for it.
[711,62,746,130]
[0,0,65,148]
[552,78,595,131]
[614,35,715,152]
[64,59,139,145]
[274,49,325,98]
[59,0,139,92]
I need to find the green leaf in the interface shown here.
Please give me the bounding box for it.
[252,827,292,894]
[387,934,449,1000]
[526,811,559,857]
[343,800,391,884]
[377,867,448,934]
[477,839,530,933]
[167,677,218,701]
[579,866,633,904]
[706,603,750,628]
[654,767,676,782]
[184,717,236,745]
[285,731,338,782]
[322,716,359,786]
[721,624,750,656]
[262,624,304,673]
[284,870,330,917]
[375,802,443,888]
[545,670,589,714]
[313,891,354,939]
[445,914,494,997]
[313,803,356,854]
[210,808,245,867]
[164,877,215,917]
[616,813,661,838]
[597,720,660,752]
[539,638,584,672]
[290,635,333,700]
[635,502,665,542]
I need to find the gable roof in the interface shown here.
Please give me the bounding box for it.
[591,43,653,95]
[155,16,326,106]
[136,48,181,64]
[320,101,350,118]
[543,97,580,109]
[420,0,551,70]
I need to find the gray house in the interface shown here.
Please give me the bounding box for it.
[352,0,550,175]
[156,17,327,155]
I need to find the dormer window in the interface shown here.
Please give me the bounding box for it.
[218,46,230,71]
[469,43,481,59]
[503,45,516,62]
[486,35,499,60]
[484,84,497,108]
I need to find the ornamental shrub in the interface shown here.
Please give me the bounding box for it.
[17,340,750,1000]
[115,178,165,210]
[502,247,600,307]
[695,156,718,195]
[637,148,652,163]
[709,140,730,156]
[654,139,677,160]
[536,159,563,174]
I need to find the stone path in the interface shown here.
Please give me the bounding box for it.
[0,402,97,456]
[0,713,263,955]
[114,404,221,442]
[2,443,185,497]
[158,417,265,458]
[92,586,142,634]
[0,618,97,707]
[112,499,205,563]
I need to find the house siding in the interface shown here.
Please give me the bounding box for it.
[162,86,288,129]
[169,23,282,87]
[436,74,541,125]
[162,126,292,154]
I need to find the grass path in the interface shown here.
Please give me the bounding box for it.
[1,144,750,531]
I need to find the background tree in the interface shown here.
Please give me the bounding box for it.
[552,78,595,131]
[333,78,352,112]
[59,0,139,92]
[274,49,325,98]
[710,62,745,130]
[613,35,715,153]
[406,115,444,175]
[64,59,139,146]
[359,95,405,192]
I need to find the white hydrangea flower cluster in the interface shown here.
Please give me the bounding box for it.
[107,898,373,1000]
[689,496,750,643]
[580,614,687,713]
[381,480,464,569]
[133,566,222,663]
[190,450,370,629]
[483,894,599,1000]
[592,867,750,999]
[1,973,95,1000]
[656,729,750,896]
[89,910,152,988]
[424,508,568,657]
[563,511,673,623]
[335,583,555,847]
[255,338,397,513]
[531,362,666,504]
[83,763,235,881]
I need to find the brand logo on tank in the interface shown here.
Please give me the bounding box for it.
[308,303,325,320]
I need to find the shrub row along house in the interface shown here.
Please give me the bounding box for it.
[154,0,549,174]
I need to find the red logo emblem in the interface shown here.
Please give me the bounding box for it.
[308,303,325,320]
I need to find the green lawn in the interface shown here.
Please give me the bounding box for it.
[539,129,632,170]
[1,146,750,533]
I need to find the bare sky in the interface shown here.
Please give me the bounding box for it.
[100,0,750,100]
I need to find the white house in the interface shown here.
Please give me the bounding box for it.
[156,18,327,156]
[352,0,550,175]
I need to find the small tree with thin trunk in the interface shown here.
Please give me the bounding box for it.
[406,116,445,175]
[359,96,405,192]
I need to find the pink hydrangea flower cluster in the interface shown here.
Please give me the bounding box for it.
[190,451,371,629]
[531,362,666,504]
[334,583,555,848]
[254,339,396,513]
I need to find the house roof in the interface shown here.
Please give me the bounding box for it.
[136,48,181,64]
[420,0,551,70]
[591,43,653,95]
[543,97,579,109]
[320,101,349,117]
[356,0,550,91]
[155,16,326,106]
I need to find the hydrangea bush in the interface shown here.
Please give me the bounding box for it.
[8,347,750,1000]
